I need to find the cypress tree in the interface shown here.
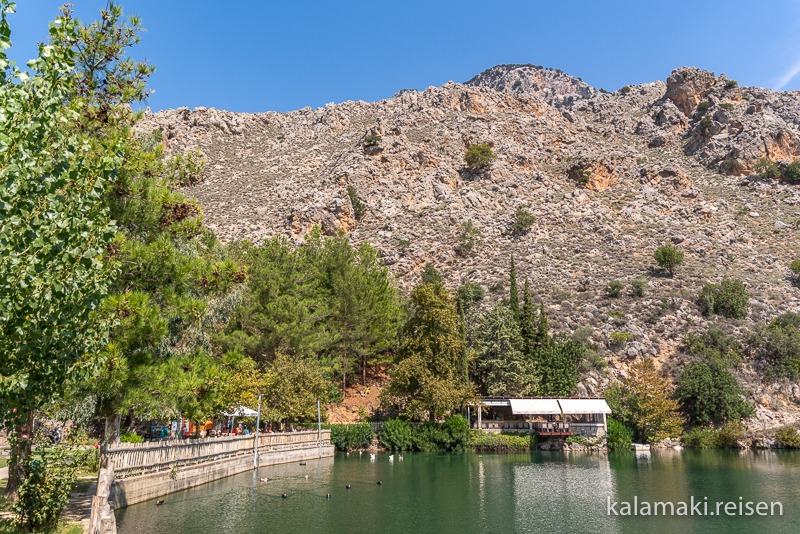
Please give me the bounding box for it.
[535,302,550,350]
[520,278,537,356]
[509,256,519,318]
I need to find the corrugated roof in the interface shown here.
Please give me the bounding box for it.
[509,398,561,415]
[558,398,612,414]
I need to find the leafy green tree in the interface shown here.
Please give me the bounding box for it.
[261,353,329,423]
[698,278,749,319]
[755,157,781,180]
[454,220,480,257]
[0,3,127,500]
[752,312,800,379]
[456,282,484,317]
[475,303,536,396]
[420,262,443,285]
[382,283,476,420]
[785,160,800,184]
[654,244,684,276]
[465,143,496,171]
[534,335,583,396]
[510,208,535,237]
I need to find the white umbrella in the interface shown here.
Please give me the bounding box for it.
[221,405,258,417]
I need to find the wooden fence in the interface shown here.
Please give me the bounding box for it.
[105,430,330,479]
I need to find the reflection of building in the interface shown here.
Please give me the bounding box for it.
[475,397,612,438]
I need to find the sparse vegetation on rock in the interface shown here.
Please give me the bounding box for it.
[698,278,749,319]
[464,143,496,171]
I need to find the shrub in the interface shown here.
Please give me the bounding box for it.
[363,133,382,146]
[631,278,647,297]
[676,359,754,427]
[510,208,535,236]
[719,102,735,111]
[606,417,634,450]
[328,423,374,451]
[456,282,484,315]
[454,220,480,257]
[653,244,684,276]
[698,278,749,319]
[720,157,744,175]
[725,79,739,89]
[619,85,631,94]
[696,101,711,114]
[715,420,746,448]
[785,160,800,184]
[165,151,205,187]
[682,427,718,449]
[469,430,531,451]
[775,426,800,448]
[379,418,413,451]
[753,312,800,379]
[754,157,781,180]
[609,331,632,345]
[411,421,450,452]
[444,415,470,452]
[346,186,367,220]
[120,432,144,443]
[420,262,443,285]
[12,443,78,532]
[605,280,624,298]
[464,143,496,171]
[790,259,800,282]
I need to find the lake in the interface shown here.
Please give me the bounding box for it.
[115,450,800,534]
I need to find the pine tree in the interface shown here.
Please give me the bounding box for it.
[475,303,536,396]
[509,256,519,318]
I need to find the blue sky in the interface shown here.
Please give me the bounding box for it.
[9,1,800,112]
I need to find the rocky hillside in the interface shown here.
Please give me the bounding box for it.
[142,66,800,428]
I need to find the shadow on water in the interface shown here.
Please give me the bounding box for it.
[116,450,800,534]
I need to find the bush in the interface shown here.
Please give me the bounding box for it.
[619,85,631,94]
[719,102,735,111]
[465,143,496,171]
[606,417,634,450]
[363,133,382,146]
[676,355,754,427]
[785,160,800,184]
[510,208,535,236]
[12,443,78,532]
[720,157,744,175]
[444,415,470,452]
[605,280,624,298]
[469,430,531,451]
[456,282,484,315]
[696,101,711,114]
[609,331,632,345]
[682,427,718,449]
[327,423,374,451]
[753,312,800,379]
[715,420,746,448]
[420,262,443,285]
[120,432,144,443]
[631,278,647,297]
[165,151,205,187]
[775,426,800,448]
[790,259,800,282]
[454,220,480,257]
[379,418,413,451]
[754,157,781,180]
[346,186,367,221]
[653,244,684,276]
[725,79,739,89]
[698,278,749,319]
[411,421,450,452]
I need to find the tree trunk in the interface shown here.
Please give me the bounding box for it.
[4,410,34,502]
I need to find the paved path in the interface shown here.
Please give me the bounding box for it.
[61,479,96,533]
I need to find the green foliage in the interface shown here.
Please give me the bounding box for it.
[464,143,496,171]
[606,359,683,443]
[261,353,330,423]
[510,208,535,236]
[752,312,800,380]
[682,427,719,449]
[534,335,584,397]
[606,417,634,450]
[12,440,78,532]
[785,160,800,184]
[454,220,480,257]
[411,421,450,452]
[699,114,713,134]
[508,256,519,317]
[725,79,739,89]
[420,262,443,285]
[719,102,735,111]
[631,278,647,297]
[120,432,144,443]
[346,186,367,221]
[382,283,476,421]
[378,418,413,451]
[755,157,781,180]
[715,420,746,448]
[456,283,484,316]
[653,244,684,276]
[698,278,749,319]
[619,85,631,94]
[469,430,531,451]
[606,280,624,298]
[609,331,632,345]
[327,423,374,451]
[696,101,711,114]
[789,259,800,282]
[775,426,800,448]
[363,133,382,146]
[165,151,205,186]
[444,415,471,452]
[475,303,536,396]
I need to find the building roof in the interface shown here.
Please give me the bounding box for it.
[479,397,612,415]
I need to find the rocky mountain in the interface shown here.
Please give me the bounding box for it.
[142,66,800,429]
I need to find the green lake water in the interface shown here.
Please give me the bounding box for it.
[115,450,800,534]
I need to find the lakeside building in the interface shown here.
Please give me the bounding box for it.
[475,397,612,439]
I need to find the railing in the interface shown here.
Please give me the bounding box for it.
[105,430,330,479]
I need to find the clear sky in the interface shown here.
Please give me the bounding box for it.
[8,1,800,113]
